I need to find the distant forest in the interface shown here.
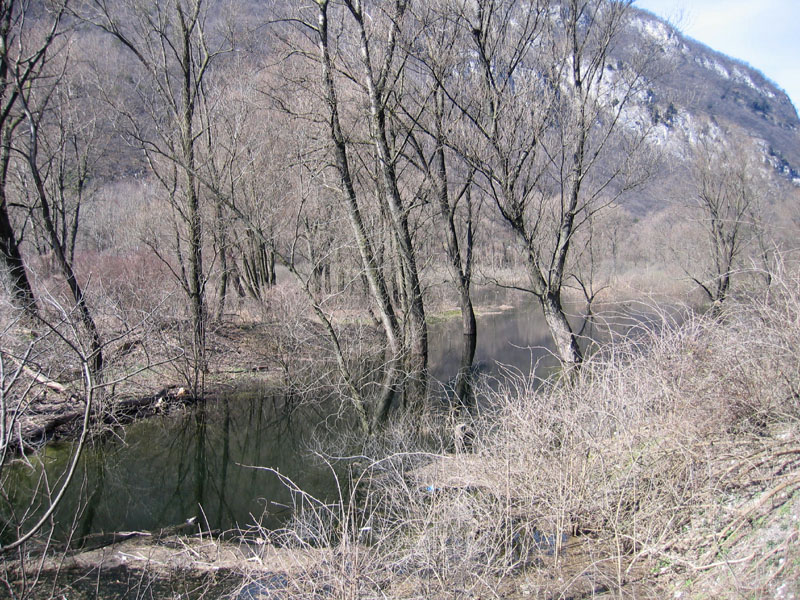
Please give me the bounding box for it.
[0,0,798,429]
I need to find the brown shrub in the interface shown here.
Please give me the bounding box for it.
[239,265,800,599]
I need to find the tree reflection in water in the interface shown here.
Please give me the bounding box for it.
[2,388,353,543]
[2,300,654,544]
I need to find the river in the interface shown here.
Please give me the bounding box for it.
[1,296,631,546]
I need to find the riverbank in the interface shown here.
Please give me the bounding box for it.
[15,417,800,599]
[5,275,798,598]
[3,261,695,455]
[2,285,529,453]
[247,273,798,598]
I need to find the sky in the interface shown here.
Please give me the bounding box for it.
[633,0,800,112]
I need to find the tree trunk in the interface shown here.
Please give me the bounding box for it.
[215,249,228,323]
[25,132,103,380]
[540,291,582,368]
[267,243,276,286]
[349,2,428,405]
[432,99,477,406]
[214,201,229,323]
[373,350,401,428]
[316,0,402,423]
[179,6,206,386]
[0,199,36,314]
[455,290,477,407]
[0,2,38,316]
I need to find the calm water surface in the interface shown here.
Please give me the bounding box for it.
[2,391,349,543]
[2,298,638,543]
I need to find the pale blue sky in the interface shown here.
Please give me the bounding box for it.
[633,0,800,112]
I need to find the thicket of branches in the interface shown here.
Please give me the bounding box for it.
[233,261,800,599]
[0,2,798,597]
[0,0,795,424]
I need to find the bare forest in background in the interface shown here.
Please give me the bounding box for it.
[1,0,796,413]
[1,0,800,597]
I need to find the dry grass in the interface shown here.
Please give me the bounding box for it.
[235,265,800,599]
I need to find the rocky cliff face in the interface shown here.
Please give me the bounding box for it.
[625,8,800,194]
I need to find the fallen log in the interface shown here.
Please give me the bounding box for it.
[5,353,69,393]
[9,387,198,453]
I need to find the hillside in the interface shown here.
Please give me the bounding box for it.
[55,2,800,218]
[613,7,800,212]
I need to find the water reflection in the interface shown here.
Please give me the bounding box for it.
[1,298,647,543]
[1,390,350,544]
[429,303,569,383]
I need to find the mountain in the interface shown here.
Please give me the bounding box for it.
[63,1,799,218]
[618,8,800,210]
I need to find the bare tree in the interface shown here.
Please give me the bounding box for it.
[202,65,282,308]
[399,2,481,405]
[291,0,406,425]
[684,133,770,310]
[441,0,653,366]
[349,0,429,399]
[79,0,231,391]
[15,46,105,380]
[0,0,69,314]
[18,62,107,268]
